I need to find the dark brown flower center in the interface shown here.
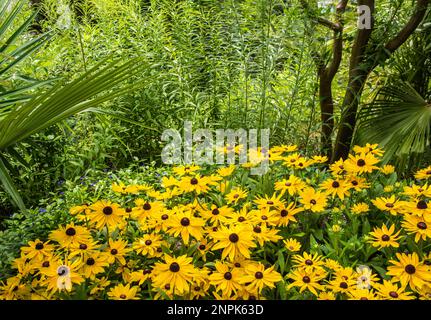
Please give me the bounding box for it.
[381,235,390,242]
[253,226,262,233]
[385,203,394,208]
[339,282,348,289]
[229,233,239,243]
[261,215,268,221]
[145,240,152,246]
[65,227,76,236]
[417,200,428,209]
[143,203,152,210]
[280,209,288,217]
[103,206,113,215]
[417,222,427,230]
[305,259,313,266]
[224,272,232,280]
[190,178,199,185]
[351,180,358,186]
[389,291,398,298]
[161,214,169,220]
[110,249,118,255]
[255,272,264,279]
[233,194,239,199]
[86,258,95,266]
[35,243,44,250]
[310,199,317,205]
[332,181,340,188]
[126,208,132,213]
[180,217,190,226]
[42,261,50,268]
[357,159,366,167]
[165,284,170,290]
[267,201,274,205]
[302,276,311,283]
[234,263,241,267]
[212,208,220,215]
[405,264,416,274]
[120,294,127,299]
[199,244,206,250]
[238,217,245,222]
[169,262,180,272]
[285,182,292,186]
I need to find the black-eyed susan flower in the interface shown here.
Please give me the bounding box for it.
[20,240,54,262]
[293,252,325,272]
[152,254,198,295]
[299,187,327,213]
[39,260,84,292]
[345,152,380,175]
[371,195,402,215]
[348,288,378,300]
[274,175,306,196]
[387,252,431,291]
[166,207,205,243]
[133,233,165,258]
[129,268,153,286]
[217,165,236,177]
[283,238,301,252]
[402,214,431,242]
[274,202,302,227]
[380,165,395,175]
[347,175,370,191]
[369,224,401,249]
[320,178,351,200]
[208,261,243,297]
[88,200,125,230]
[108,283,139,300]
[403,183,431,198]
[106,239,131,265]
[225,187,248,204]
[317,291,336,300]
[178,175,211,194]
[374,280,415,300]
[112,182,139,194]
[68,240,100,260]
[330,158,346,176]
[211,224,256,261]
[80,252,110,279]
[251,224,282,246]
[49,223,91,249]
[239,263,282,294]
[287,268,325,296]
[200,204,233,226]
[172,165,200,176]
[414,166,431,180]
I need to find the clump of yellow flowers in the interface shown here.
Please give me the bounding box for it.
[1,144,431,300]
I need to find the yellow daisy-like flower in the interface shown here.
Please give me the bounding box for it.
[133,233,165,258]
[374,280,415,300]
[273,202,302,227]
[380,165,395,175]
[251,223,282,246]
[217,165,236,177]
[152,254,198,295]
[106,239,131,265]
[225,187,248,204]
[287,268,325,296]
[178,175,211,194]
[88,200,125,230]
[211,224,256,261]
[299,187,327,213]
[274,175,306,196]
[166,207,205,243]
[368,224,401,249]
[239,263,282,294]
[283,238,301,252]
[353,144,384,156]
[403,183,431,198]
[387,252,431,292]
[80,252,110,279]
[107,283,139,300]
[20,239,55,262]
[112,182,139,194]
[351,202,370,215]
[414,166,431,180]
[345,152,379,175]
[208,261,243,297]
[172,165,200,176]
[402,214,431,242]
[320,178,351,200]
[49,223,92,249]
[292,252,325,272]
[371,195,402,215]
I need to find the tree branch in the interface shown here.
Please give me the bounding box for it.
[385,0,430,53]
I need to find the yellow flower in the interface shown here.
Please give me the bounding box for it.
[152,254,198,295]
[287,268,325,296]
[133,233,165,258]
[403,183,431,198]
[106,239,131,265]
[20,239,55,262]
[348,289,378,300]
[107,283,139,300]
[79,252,110,279]
[251,223,282,246]
[374,280,415,300]
[387,252,431,292]
[274,202,302,227]
[402,214,431,242]
[178,175,211,194]
[353,144,384,157]
[112,182,139,194]
[380,165,395,175]
[371,195,402,215]
[208,261,243,297]
[299,187,327,213]
[166,207,205,243]
[414,165,431,180]
[317,291,336,300]
[292,252,325,272]
[225,187,248,204]
[320,178,351,200]
[283,238,301,252]
[239,263,282,294]
[351,202,369,215]
[217,165,236,177]
[368,224,401,249]
[274,175,306,196]
[331,224,342,233]
[172,165,200,176]
[211,224,256,261]
[345,152,379,175]
[88,200,126,230]
[49,223,92,249]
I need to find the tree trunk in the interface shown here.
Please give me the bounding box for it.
[319,76,335,160]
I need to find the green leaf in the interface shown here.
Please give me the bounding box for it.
[0,157,25,211]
